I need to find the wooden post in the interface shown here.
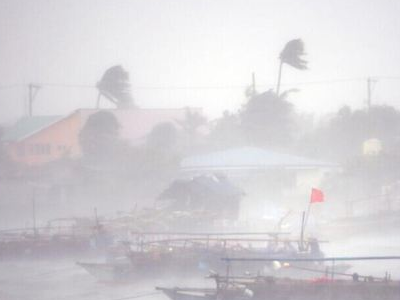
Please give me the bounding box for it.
[299,211,306,251]
[251,72,256,96]
[28,83,40,117]
[32,189,37,238]
[28,84,33,116]
[276,61,283,96]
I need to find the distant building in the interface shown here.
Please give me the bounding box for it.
[362,138,383,156]
[181,146,337,175]
[2,108,200,165]
[180,147,339,219]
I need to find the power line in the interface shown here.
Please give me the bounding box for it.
[1,76,399,91]
[33,76,400,90]
[37,83,95,89]
[0,84,25,90]
[101,78,369,90]
[108,291,161,300]
[374,76,400,80]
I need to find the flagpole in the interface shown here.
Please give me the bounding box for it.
[301,188,324,251]
[304,202,312,230]
[299,211,306,251]
[300,202,312,250]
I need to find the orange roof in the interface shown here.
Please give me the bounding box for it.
[4,108,203,145]
[76,108,202,144]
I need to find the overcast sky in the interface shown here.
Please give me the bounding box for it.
[0,0,399,123]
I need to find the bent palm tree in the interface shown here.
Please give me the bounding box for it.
[276,39,307,95]
[96,65,134,109]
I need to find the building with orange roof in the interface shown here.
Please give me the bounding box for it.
[2,108,201,166]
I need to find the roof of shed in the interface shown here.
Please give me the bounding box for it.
[181,147,337,171]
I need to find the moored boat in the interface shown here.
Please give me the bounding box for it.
[157,256,400,300]
[77,232,350,281]
[158,277,400,300]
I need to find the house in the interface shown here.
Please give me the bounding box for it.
[179,147,339,219]
[2,108,201,166]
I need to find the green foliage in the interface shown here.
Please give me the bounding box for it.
[208,90,297,149]
[79,111,121,159]
[96,65,134,109]
[310,105,400,161]
[146,122,178,150]
[240,90,294,147]
[208,110,242,147]
[176,109,207,137]
[279,39,308,70]
[277,39,307,95]
[175,109,208,152]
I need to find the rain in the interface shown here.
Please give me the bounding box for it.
[0,1,400,299]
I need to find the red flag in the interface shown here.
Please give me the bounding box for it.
[310,188,324,203]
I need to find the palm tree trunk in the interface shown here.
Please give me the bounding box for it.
[96,92,101,109]
[276,60,283,96]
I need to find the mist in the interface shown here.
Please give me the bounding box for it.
[1,0,400,300]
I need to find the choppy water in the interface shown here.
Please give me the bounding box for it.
[0,231,399,300]
[0,257,216,300]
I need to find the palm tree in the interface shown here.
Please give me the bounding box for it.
[276,39,307,95]
[96,65,134,109]
[176,108,207,136]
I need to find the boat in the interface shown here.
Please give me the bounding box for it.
[157,276,400,300]
[77,232,350,281]
[157,256,400,300]
[0,217,107,259]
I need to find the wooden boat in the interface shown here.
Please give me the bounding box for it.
[0,218,104,259]
[77,232,350,281]
[157,256,400,300]
[157,277,400,300]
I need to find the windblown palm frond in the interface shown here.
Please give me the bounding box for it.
[279,39,308,70]
[96,65,134,109]
[276,39,308,95]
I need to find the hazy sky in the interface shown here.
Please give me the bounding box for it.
[0,0,399,123]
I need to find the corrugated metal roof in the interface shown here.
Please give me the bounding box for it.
[181,147,337,171]
[2,116,63,142]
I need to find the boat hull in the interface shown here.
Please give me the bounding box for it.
[158,280,400,300]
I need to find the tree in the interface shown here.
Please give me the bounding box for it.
[79,111,121,159]
[208,110,242,148]
[176,109,207,137]
[96,65,134,109]
[276,39,307,95]
[132,122,181,196]
[240,89,295,147]
[309,105,400,161]
[146,122,178,150]
[176,109,207,152]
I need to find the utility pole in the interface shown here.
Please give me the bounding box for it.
[32,189,38,238]
[28,83,41,117]
[251,72,256,97]
[94,207,100,231]
[366,77,377,112]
